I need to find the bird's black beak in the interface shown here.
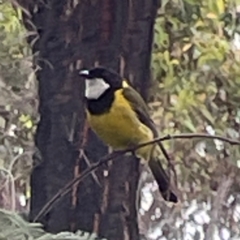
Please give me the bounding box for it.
[79,70,90,78]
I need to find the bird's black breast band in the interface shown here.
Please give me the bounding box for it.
[86,88,115,115]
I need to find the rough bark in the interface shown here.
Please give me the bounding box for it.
[18,0,160,239]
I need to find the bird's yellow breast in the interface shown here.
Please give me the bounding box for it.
[86,89,153,156]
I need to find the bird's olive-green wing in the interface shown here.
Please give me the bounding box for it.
[122,86,158,137]
[122,84,177,202]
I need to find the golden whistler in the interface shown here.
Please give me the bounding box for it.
[80,67,177,203]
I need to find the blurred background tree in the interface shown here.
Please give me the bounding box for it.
[0,0,37,213]
[0,0,240,239]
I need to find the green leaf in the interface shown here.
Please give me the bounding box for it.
[183,117,196,132]
[200,106,215,124]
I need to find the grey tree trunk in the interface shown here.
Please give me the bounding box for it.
[18,0,160,239]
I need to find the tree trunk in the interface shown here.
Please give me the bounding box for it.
[18,0,160,239]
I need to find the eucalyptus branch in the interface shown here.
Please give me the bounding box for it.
[33,132,240,222]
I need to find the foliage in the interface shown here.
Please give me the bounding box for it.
[0,208,107,240]
[0,0,37,212]
[0,0,32,85]
[138,0,240,239]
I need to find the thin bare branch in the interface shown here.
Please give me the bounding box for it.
[136,133,240,150]
[33,132,240,222]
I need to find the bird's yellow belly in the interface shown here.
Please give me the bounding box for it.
[86,94,153,154]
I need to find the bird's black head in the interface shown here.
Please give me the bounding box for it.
[79,67,122,100]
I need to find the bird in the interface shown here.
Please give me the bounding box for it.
[79,67,178,203]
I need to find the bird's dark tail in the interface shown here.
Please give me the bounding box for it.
[148,158,178,203]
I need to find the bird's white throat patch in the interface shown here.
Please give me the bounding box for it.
[85,78,110,100]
